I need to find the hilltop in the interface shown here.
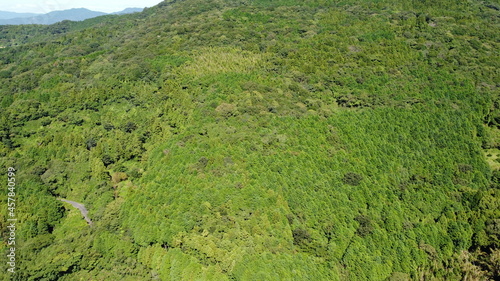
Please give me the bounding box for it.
[0,0,499,280]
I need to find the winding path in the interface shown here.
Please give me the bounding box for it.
[57,198,93,226]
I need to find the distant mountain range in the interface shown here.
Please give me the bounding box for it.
[111,8,143,15]
[0,11,40,19]
[0,7,143,25]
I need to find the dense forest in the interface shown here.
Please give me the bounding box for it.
[0,0,499,280]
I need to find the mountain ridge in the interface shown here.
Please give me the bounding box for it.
[0,11,41,20]
[0,7,143,25]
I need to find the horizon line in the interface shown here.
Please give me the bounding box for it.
[0,6,145,15]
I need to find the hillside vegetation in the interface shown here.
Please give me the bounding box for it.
[0,0,499,280]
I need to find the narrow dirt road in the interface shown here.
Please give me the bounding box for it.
[57,198,93,226]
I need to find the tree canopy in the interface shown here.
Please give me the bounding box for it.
[0,0,499,280]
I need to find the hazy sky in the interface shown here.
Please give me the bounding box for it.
[0,0,165,13]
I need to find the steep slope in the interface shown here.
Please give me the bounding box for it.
[0,0,499,280]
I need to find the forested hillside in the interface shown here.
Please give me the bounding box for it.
[0,0,499,280]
